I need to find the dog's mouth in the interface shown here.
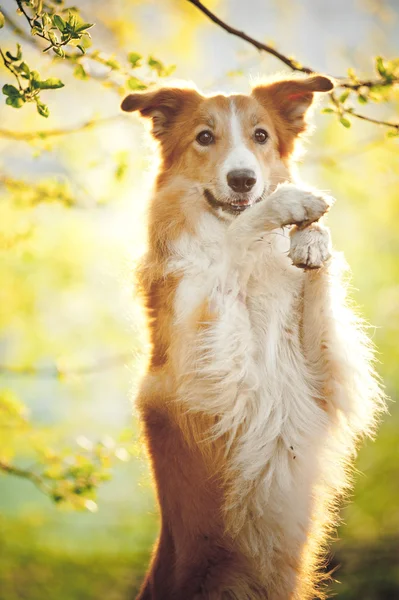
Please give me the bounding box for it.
[204,189,264,215]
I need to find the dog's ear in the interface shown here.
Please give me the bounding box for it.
[121,87,201,138]
[252,75,334,157]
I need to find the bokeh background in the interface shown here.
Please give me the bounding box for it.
[0,1,398,598]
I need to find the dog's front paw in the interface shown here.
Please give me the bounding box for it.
[289,222,332,269]
[268,183,333,228]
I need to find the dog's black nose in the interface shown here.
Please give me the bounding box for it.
[227,169,257,193]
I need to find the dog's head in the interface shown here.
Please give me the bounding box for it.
[121,75,333,217]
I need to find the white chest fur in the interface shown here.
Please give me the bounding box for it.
[169,213,329,505]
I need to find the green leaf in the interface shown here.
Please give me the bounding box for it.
[163,64,176,77]
[6,44,22,62]
[358,94,368,104]
[36,100,50,118]
[5,96,25,108]
[148,56,164,76]
[339,90,350,104]
[347,67,357,80]
[77,44,86,54]
[20,62,30,76]
[48,31,58,45]
[127,76,147,91]
[321,107,335,114]
[386,130,399,138]
[375,56,388,78]
[0,10,5,29]
[75,22,94,33]
[42,13,52,28]
[73,64,88,80]
[105,58,121,70]
[53,14,67,32]
[339,117,351,128]
[35,77,65,89]
[52,47,65,58]
[67,11,77,27]
[2,84,20,97]
[128,52,142,68]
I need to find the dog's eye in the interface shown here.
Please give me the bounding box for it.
[196,130,214,146]
[254,129,269,144]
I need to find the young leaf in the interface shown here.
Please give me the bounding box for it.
[42,12,52,28]
[148,56,164,76]
[35,77,65,89]
[339,90,350,104]
[36,99,50,117]
[20,62,30,76]
[73,64,88,80]
[339,117,351,128]
[53,47,65,58]
[2,84,20,97]
[75,23,94,33]
[128,52,142,68]
[48,31,58,45]
[127,76,147,90]
[105,58,121,70]
[5,96,25,108]
[321,107,335,113]
[347,67,357,80]
[6,44,22,62]
[375,56,391,79]
[53,14,67,32]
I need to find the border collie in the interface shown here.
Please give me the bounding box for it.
[122,74,384,600]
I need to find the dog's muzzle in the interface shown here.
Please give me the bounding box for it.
[204,189,264,215]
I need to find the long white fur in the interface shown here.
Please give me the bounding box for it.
[165,178,384,599]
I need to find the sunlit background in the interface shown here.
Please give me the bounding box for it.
[0,1,398,598]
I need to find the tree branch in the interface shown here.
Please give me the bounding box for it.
[343,108,399,130]
[187,0,399,132]
[0,352,134,379]
[0,115,125,141]
[330,91,399,131]
[0,459,46,491]
[187,0,313,74]
[2,7,39,47]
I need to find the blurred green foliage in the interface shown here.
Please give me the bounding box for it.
[0,0,398,599]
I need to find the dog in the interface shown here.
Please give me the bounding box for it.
[121,75,384,600]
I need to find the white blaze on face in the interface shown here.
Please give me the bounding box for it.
[220,99,265,201]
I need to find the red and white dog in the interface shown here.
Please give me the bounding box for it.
[122,75,383,600]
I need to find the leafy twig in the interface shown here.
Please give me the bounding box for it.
[15,0,93,58]
[330,91,399,132]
